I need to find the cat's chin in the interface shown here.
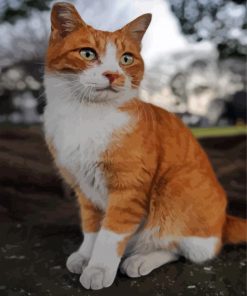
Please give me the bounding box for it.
[80,90,123,105]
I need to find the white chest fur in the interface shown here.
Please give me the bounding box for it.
[44,76,131,210]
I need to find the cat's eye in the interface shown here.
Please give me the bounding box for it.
[80,48,97,61]
[120,53,134,65]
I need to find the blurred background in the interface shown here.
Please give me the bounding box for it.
[0,0,246,131]
[0,1,246,295]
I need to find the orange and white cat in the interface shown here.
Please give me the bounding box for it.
[44,2,246,290]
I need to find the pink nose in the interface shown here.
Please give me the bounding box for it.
[103,71,120,84]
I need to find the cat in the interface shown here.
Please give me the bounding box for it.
[44,2,247,290]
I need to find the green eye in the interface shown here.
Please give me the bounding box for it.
[120,53,134,65]
[80,48,97,61]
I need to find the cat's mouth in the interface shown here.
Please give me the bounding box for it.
[95,86,119,93]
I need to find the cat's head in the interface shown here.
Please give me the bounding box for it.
[45,2,151,104]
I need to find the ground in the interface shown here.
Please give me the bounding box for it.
[0,127,246,296]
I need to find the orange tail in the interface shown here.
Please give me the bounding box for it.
[223,215,247,244]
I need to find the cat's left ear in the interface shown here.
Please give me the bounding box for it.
[50,2,86,40]
[123,13,152,43]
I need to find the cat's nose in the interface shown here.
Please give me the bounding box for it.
[103,71,120,84]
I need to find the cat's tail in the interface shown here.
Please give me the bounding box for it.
[223,215,247,244]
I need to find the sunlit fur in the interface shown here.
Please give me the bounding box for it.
[44,2,247,290]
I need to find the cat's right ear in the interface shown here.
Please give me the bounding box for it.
[50,2,86,40]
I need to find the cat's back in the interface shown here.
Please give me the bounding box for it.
[130,99,216,168]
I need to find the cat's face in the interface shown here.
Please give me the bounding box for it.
[45,2,151,104]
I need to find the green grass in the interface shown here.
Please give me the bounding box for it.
[191,125,247,138]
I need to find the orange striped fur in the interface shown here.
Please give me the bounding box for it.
[44,2,246,290]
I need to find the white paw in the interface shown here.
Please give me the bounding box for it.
[80,265,115,290]
[66,251,89,274]
[120,254,154,278]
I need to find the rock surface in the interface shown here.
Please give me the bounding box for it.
[0,126,246,296]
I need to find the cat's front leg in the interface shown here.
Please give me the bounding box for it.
[80,229,126,289]
[66,232,97,274]
[80,189,147,290]
[66,189,103,274]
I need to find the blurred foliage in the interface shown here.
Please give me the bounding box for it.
[0,0,246,126]
[168,0,247,57]
[0,0,52,23]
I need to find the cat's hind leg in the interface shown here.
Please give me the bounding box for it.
[179,236,221,263]
[120,250,178,278]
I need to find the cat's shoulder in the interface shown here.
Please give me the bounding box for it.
[120,98,182,127]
